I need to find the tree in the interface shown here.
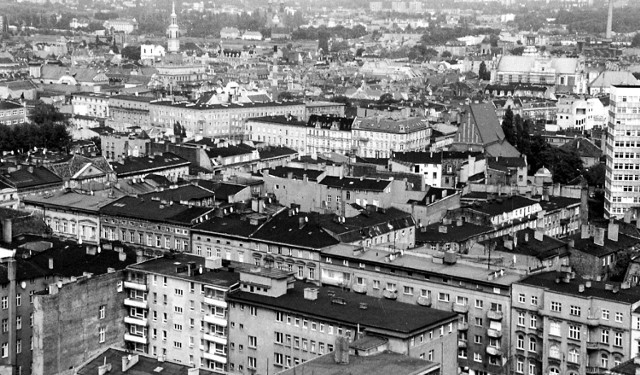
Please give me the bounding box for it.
[510,46,525,56]
[277,91,294,101]
[441,51,452,59]
[632,33,640,48]
[121,45,141,61]
[478,61,491,80]
[501,108,516,146]
[378,93,396,104]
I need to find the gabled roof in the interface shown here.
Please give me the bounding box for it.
[264,166,324,181]
[251,210,339,249]
[559,138,602,158]
[46,154,114,180]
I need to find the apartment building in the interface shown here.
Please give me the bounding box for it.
[352,117,431,159]
[226,266,459,375]
[511,271,640,375]
[109,152,190,181]
[123,253,240,372]
[0,101,26,126]
[191,207,340,282]
[148,101,305,140]
[246,116,308,154]
[71,92,110,118]
[390,151,443,188]
[107,95,154,131]
[306,115,355,156]
[101,131,151,161]
[23,190,120,245]
[319,245,525,375]
[100,196,215,254]
[0,233,136,375]
[604,85,640,218]
[304,101,345,120]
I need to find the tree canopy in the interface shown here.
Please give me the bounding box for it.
[0,102,71,153]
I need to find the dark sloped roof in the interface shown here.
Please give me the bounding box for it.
[483,228,567,260]
[391,151,442,165]
[318,208,415,243]
[193,213,260,238]
[1,166,63,189]
[469,196,538,216]
[416,222,493,243]
[568,232,639,258]
[558,138,602,159]
[518,271,640,304]
[264,166,324,181]
[141,185,214,203]
[100,196,212,225]
[258,146,297,159]
[110,152,190,176]
[228,282,457,336]
[319,176,391,192]
[251,210,339,249]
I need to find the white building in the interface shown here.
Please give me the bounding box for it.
[352,117,431,158]
[555,95,607,131]
[604,85,640,218]
[71,93,110,118]
[140,44,166,62]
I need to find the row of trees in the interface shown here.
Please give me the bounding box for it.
[0,102,71,153]
[502,108,583,185]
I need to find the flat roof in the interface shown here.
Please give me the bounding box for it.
[276,351,439,375]
[228,282,457,337]
[322,246,525,287]
[77,347,220,375]
[128,253,240,288]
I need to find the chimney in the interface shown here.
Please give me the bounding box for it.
[334,336,350,364]
[438,225,448,233]
[594,227,605,246]
[48,257,54,270]
[187,369,200,375]
[581,224,590,239]
[119,252,127,262]
[122,354,139,372]
[534,229,543,242]
[608,220,619,242]
[303,288,318,300]
[524,232,529,242]
[624,210,633,224]
[98,357,112,375]
[2,218,11,244]
[585,280,592,288]
[578,284,584,293]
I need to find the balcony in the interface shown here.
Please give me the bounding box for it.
[417,296,431,307]
[124,316,148,326]
[486,310,503,321]
[486,346,503,357]
[203,333,228,345]
[124,298,147,309]
[124,281,147,291]
[204,314,227,327]
[586,366,608,374]
[587,316,600,327]
[458,321,469,331]
[124,333,148,345]
[487,329,502,338]
[202,351,227,363]
[458,340,467,348]
[204,296,227,309]
[453,304,469,314]
[352,284,367,294]
[383,289,398,300]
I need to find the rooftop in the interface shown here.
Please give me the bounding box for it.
[322,246,524,287]
[466,195,539,217]
[319,176,391,192]
[110,152,190,176]
[76,347,220,375]
[22,190,121,213]
[276,351,439,375]
[128,253,240,288]
[228,281,457,337]
[264,166,324,181]
[416,221,493,243]
[251,210,340,249]
[247,115,307,127]
[482,228,568,260]
[518,271,640,304]
[100,196,213,225]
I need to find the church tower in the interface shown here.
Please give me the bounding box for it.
[167,2,180,53]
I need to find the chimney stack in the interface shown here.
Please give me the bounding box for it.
[48,257,54,270]
[122,354,139,372]
[2,218,11,244]
[608,220,619,242]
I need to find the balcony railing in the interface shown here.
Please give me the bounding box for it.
[124,333,148,344]
[458,321,469,331]
[486,346,503,357]
[203,332,228,345]
[204,314,227,327]
[417,296,431,307]
[487,328,503,338]
[383,289,398,300]
[352,284,367,294]
[487,310,503,321]
[124,316,148,326]
[124,298,148,309]
[453,304,469,314]
[123,281,147,291]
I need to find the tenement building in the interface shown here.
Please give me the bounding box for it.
[226,266,459,375]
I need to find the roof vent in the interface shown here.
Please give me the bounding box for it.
[359,302,368,309]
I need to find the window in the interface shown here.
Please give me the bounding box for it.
[549,321,561,336]
[615,332,623,347]
[475,299,483,308]
[473,353,482,362]
[248,336,257,348]
[549,345,560,359]
[99,305,105,319]
[1,343,7,358]
[518,293,525,303]
[1,297,7,310]
[616,312,623,323]
[517,334,524,350]
[569,325,580,340]
[528,363,536,374]
[175,288,183,296]
[438,293,449,302]
[403,286,414,295]
[550,301,561,312]
[529,315,537,329]
[373,280,380,289]
[1,319,6,333]
[528,337,536,352]
[601,353,609,368]
[568,349,579,363]
[570,305,581,316]
[456,296,468,305]
[15,294,20,307]
[516,359,524,373]
[531,295,538,306]
[602,329,609,344]
[99,327,105,343]
[517,312,525,326]
[602,309,610,320]
[16,316,21,330]
[249,306,257,316]
[474,317,483,326]
[474,335,482,344]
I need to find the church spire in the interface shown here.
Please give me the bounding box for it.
[167,2,180,53]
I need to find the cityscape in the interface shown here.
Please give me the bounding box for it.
[0,0,639,374]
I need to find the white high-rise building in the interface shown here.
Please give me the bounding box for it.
[604,85,640,218]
